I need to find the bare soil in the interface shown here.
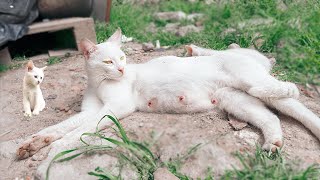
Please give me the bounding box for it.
[0,42,320,179]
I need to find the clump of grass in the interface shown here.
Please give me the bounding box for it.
[0,64,9,72]
[46,115,157,180]
[164,143,203,179]
[222,147,320,179]
[47,57,61,65]
[13,55,27,61]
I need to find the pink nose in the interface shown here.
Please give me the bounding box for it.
[118,67,124,73]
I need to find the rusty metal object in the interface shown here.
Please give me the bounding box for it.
[38,0,93,19]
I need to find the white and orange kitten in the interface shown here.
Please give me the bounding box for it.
[14,29,320,179]
[23,60,46,117]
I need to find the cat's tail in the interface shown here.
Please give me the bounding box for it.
[265,97,320,140]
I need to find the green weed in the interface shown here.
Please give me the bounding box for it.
[222,147,320,179]
[47,57,61,65]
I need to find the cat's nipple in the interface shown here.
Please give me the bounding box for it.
[211,99,218,104]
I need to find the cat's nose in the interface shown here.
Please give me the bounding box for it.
[118,67,124,74]
[37,81,40,84]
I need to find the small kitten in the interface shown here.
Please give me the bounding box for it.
[23,60,46,117]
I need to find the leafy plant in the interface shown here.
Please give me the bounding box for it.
[47,57,61,65]
[46,115,157,180]
[222,146,320,179]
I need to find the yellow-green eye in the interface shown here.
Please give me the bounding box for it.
[103,60,113,64]
[120,56,125,60]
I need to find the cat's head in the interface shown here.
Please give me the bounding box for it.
[80,28,126,80]
[24,60,46,86]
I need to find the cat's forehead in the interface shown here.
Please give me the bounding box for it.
[30,67,44,75]
[97,42,124,57]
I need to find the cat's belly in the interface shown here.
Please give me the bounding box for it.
[135,74,220,114]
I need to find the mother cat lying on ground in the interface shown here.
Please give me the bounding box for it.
[17,29,320,169]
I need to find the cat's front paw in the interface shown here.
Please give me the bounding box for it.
[262,140,283,153]
[24,111,32,117]
[16,135,55,160]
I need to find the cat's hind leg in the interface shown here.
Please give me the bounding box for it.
[224,58,299,99]
[264,97,320,141]
[215,87,283,152]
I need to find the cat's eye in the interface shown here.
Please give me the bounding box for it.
[103,60,113,64]
[34,75,38,78]
[120,56,125,61]
[40,77,43,79]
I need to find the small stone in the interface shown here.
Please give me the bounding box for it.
[73,104,82,112]
[142,43,155,52]
[46,94,57,100]
[146,23,157,33]
[222,28,236,36]
[32,154,46,161]
[67,110,73,115]
[228,43,240,49]
[139,123,144,127]
[154,11,186,21]
[176,25,203,37]
[186,13,204,21]
[163,23,180,34]
[154,168,179,180]
[228,114,248,131]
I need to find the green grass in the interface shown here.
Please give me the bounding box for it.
[46,115,320,180]
[96,0,320,85]
[222,147,320,180]
[47,57,62,65]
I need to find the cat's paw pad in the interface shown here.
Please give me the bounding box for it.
[32,110,39,115]
[262,140,283,153]
[24,112,32,117]
[16,135,54,160]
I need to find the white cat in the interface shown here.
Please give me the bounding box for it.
[23,60,46,117]
[15,29,320,179]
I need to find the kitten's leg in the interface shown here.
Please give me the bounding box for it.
[39,92,46,111]
[215,87,283,152]
[23,94,32,117]
[264,97,320,141]
[32,94,41,115]
[16,91,103,159]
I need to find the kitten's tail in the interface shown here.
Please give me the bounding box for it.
[265,98,320,140]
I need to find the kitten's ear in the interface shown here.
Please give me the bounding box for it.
[41,66,47,71]
[26,60,34,71]
[185,45,193,57]
[80,38,97,59]
[107,28,122,46]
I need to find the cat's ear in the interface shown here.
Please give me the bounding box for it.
[26,60,34,72]
[41,66,47,71]
[185,45,193,57]
[80,38,97,59]
[107,28,122,46]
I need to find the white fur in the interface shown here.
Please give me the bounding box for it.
[23,61,46,117]
[15,30,320,179]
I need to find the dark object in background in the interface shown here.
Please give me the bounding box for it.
[0,0,38,46]
[38,0,93,19]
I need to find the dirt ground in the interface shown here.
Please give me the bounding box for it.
[0,42,320,179]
